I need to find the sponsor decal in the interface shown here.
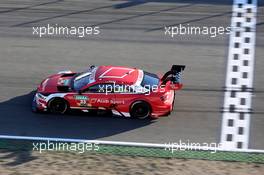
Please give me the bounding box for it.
[110,99,125,105]
[90,98,124,105]
[74,95,88,100]
[75,95,89,107]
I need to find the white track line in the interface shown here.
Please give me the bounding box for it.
[1,135,264,153]
[221,0,258,150]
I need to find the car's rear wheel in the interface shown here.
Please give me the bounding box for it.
[130,101,151,119]
[48,98,68,114]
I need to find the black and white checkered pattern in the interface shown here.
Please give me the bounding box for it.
[221,0,257,150]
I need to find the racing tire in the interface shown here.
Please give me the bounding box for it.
[130,101,151,119]
[48,98,68,114]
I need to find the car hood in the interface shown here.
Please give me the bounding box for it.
[38,73,75,93]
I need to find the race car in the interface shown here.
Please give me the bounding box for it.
[32,65,185,119]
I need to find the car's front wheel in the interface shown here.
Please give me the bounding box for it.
[48,98,68,114]
[130,101,151,119]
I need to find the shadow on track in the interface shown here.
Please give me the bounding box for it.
[0,0,64,14]
[0,149,37,166]
[0,91,154,140]
[92,4,194,27]
[113,0,232,9]
[8,0,264,27]
[11,4,113,27]
[113,0,263,8]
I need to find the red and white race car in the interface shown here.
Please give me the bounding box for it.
[32,65,185,119]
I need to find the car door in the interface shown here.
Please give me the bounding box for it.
[79,83,116,109]
[111,84,140,114]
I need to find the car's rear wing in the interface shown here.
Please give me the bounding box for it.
[161,65,185,85]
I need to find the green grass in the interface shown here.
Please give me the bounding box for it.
[0,139,263,164]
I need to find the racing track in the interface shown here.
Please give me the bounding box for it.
[0,0,263,149]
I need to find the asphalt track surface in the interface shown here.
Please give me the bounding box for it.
[0,0,263,149]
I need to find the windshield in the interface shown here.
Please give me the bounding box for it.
[140,71,159,90]
[73,72,91,91]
